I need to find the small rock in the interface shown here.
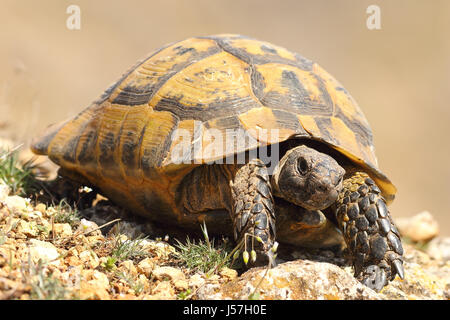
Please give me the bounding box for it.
[137,274,150,290]
[137,258,154,277]
[219,267,238,280]
[80,283,110,300]
[39,219,51,235]
[27,211,43,220]
[86,235,104,246]
[76,219,101,236]
[28,239,60,266]
[148,281,175,300]
[2,217,19,234]
[188,273,205,288]
[119,260,137,275]
[53,223,72,238]
[116,293,137,300]
[196,283,223,299]
[79,250,91,262]
[16,220,38,237]
[140,239,176,259]
[79,250,100,269]
[427,237,450,262]
[206,274,221,283]
[152,266,185,282]
[174,279,189,291]
[4,196,29,214]
[34,203,46,214]
[396,211,439,242]
[66,255,82,266]
[89,270,109,289]
[43,206,57,218]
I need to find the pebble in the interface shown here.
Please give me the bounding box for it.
[119,260,137,275]
[188,273,206,288]
[76,219,101,236]
[79,250,100,269]
[152,266,185,282]
[66,255,82,266]
[140,239,176,259]
[148,281,175,299]
[427,237,450,262]
[4,196,29,214]
[34,203,47,214]
[396,211,439,242]
[53,223,72,238]
[137,258,154,277]
[206,274,221,283]
[16,220,38,237]
[89,270,109,289]
[219,267,238,280]
[80,283,110,300]
[28,239,60,266]
[173,279,189,291]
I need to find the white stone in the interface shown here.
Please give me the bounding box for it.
[54,223,73,238]
[29,239,60,266]
[396,211,439,242]
[427,237,450,262]
[4,195,29,214]
[76,219,101,235]
[16,220,38,237]
[137,258,154,277]
[152,266,185,282]
[188,273,205,288]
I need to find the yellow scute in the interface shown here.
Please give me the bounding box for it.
[238,107,296,143]
[149,52,252,108]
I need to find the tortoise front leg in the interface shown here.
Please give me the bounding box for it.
[335,171,404,292]
[230,159,276,266]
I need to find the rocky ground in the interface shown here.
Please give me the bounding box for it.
[0,144,449,300]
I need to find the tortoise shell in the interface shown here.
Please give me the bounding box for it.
[32,34,396,219]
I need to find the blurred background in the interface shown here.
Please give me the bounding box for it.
[0,0,449,235]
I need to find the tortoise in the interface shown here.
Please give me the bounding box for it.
[31,34,404,291]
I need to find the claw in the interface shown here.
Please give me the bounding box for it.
[392,259,404,280]
[361,265,387,292]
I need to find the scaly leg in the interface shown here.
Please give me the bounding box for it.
[335,171,404,292]
[230,159,276,265]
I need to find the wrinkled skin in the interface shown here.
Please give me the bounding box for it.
[271,145,345,210]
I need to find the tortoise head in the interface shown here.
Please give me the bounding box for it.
[272,145,345,210]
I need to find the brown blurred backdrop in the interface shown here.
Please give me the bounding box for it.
[1,0,449,235]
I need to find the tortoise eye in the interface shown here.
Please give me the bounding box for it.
[297,157,309,175]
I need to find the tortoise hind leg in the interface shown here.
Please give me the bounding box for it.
[230,159,276,266]
[335,171,404,292]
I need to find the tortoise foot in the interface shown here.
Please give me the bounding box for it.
[336,172,404,292]
[230,158,276,267]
